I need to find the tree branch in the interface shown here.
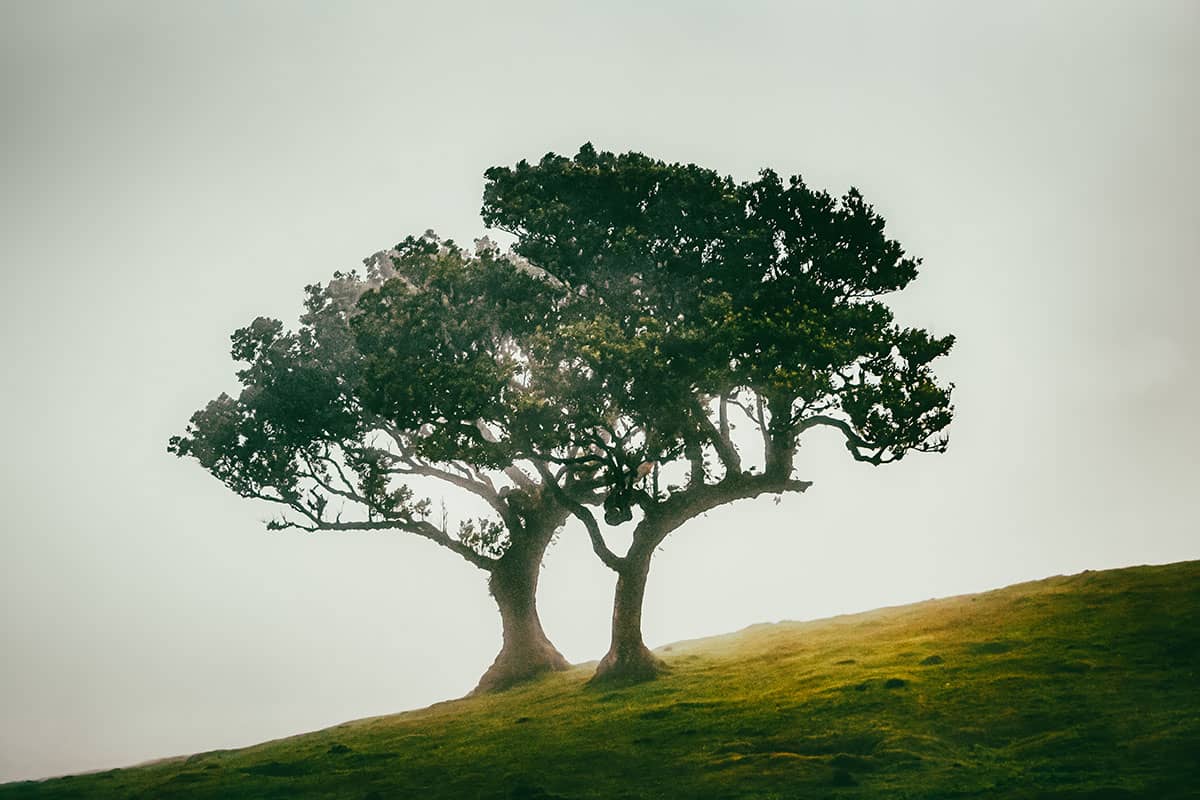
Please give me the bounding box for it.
[253,451,500,570]
[378,426,504,495]
[266,498,496,570]
[754,393,771,453]
[407,518,500,570]
[297,460,365,506]
[794,414,893,465]
[533,461,624,571]
[649,471,813,538]
[684,440,706,487]
[392,456,511,519]
[695,402,742,475]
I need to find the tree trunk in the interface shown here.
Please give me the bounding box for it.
[472,528,569,694]
[591,545,665,684]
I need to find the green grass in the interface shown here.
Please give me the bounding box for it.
[5,561,1198,799]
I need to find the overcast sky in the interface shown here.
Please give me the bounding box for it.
[2,0,1197,784]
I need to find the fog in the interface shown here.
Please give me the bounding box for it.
[2,0,1197,783]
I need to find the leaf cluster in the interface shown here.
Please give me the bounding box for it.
[482,144,956,481]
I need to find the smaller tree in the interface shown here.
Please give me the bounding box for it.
[170,235,577,692]
[480,145,956,682]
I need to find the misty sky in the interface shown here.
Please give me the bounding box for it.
[2,0,1197,784]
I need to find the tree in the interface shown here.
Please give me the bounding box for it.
[169,234,578,693]
[478,144,956,682]
[172,144,955,690]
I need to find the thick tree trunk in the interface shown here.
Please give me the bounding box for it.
[472,527,569,694]
[591,545,665,684]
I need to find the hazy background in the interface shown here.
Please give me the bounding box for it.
[2,0,1197,783]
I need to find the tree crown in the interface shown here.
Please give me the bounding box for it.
[171,145,954,556]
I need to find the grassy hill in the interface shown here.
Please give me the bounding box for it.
[4,561,1197,799]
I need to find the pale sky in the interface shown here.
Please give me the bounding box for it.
[2,0,1198,783]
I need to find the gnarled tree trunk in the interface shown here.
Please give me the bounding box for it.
[591,539,665,684]
[472,517,569,693]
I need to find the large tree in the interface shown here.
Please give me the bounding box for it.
[169,234,577,693]
[479,144,956,682]
[173,145,955,690]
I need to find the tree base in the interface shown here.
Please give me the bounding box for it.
[471,641,570,695]
[588,645,667,686]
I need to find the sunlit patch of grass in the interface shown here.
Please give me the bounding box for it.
[3,561,1198,799]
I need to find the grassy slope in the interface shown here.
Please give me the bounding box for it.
[3,561,1198,800]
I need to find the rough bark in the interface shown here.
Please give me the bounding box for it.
[591,540,665,684]
[472,516,570,694]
